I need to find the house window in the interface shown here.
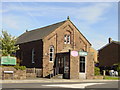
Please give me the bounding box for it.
[49,46,54,62]
[64,34,70,44]
[67,35,70,44]
[64,35,67,44]
[32,48,35,63]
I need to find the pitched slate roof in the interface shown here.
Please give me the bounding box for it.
[16,19,92,45]
[98,41,120,51]
[112,41,120,45]
[16,20,66,44]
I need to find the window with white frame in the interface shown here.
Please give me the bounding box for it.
[49,46,54,61]
[64,35,67,44]
[64,34,70,44]
[32,48,35,63]
[67,35,70,44]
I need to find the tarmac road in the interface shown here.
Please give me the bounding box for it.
[1,80,119,90]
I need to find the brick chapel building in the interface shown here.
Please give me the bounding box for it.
[16,17,94,79]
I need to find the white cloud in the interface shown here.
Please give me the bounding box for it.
[75,3,111,25]
[2,14,37,31]
[1,2,115,49]
[3,16,19,30]
[2,3,112,25]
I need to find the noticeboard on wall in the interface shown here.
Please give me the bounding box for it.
[78,51,88,56]
[71,51,88,57]
[0,56,16,65]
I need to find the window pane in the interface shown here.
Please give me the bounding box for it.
[50,58,52,61]
[50,48,53,52]
[64,35,67,44]
[49,46,54,61]
[80,63,85,72]
[32,48,35,63]
[67,35,70,44]
[50,53,52,57]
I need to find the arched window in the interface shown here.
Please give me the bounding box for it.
[32,48,35,63]
[49,46,54,61]
[64,34,71,44]
[80,49,85,51]
[67,35,70,44]
[64,35,67,44]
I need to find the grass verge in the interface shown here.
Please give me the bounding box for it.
[104,76,120,80]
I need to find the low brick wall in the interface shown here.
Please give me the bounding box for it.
[93,76,104,79]
[14,70,26,80]
[0,67,2,80]
[26,68,42,78]
[1,67,26,80]
[26,73,36,79]
[86,75,94,79]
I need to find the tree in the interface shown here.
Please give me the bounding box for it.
[0,30,19,56]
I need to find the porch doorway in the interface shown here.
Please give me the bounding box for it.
[54,52,70,79]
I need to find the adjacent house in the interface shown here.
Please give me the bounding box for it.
[16,17,94,79]
[98,38,120,69]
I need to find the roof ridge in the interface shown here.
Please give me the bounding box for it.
[112,40,120,43]
[16,20,67,44]
[98,41,120,51]
[28,20,67,32]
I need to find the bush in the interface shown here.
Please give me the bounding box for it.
[113,63,120,76]
[14,64,26,70]
[94,67,101,75]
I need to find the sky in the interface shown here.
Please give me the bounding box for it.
[0,1,118,50]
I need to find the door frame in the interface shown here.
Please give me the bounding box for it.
[79,56,87,79]
[55,52,70,79]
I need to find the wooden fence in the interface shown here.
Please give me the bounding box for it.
[26,68,42,77]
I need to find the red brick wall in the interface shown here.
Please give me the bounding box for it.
[16,40,43,68]
[42,20,94,79]
[98,42,119,67]
[17,20,94,79]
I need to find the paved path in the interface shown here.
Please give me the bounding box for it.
[0,78,119,83]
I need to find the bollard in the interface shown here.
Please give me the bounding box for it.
[103,70,106,76]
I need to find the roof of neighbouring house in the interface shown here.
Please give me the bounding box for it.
[16,20,66,44]
[98,41,120,51]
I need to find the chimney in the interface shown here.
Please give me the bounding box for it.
[26,29,28,32]
[67,16,70,20]
[108,37,112,43]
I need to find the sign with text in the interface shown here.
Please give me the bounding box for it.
[79,51,88,56]
[0,56,16,65]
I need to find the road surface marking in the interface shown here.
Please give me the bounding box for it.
[43,83,105,88]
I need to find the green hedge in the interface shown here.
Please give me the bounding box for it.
[114,63,120,76]
[14,64,26,70]
[94,67,101,75]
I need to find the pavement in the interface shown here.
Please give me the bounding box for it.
[0,78,119,83]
